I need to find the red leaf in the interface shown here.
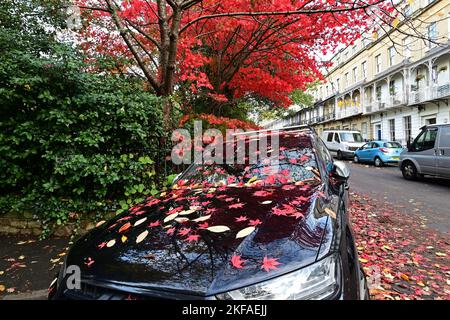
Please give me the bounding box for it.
[261,256,281,272]
[230,255,246,269]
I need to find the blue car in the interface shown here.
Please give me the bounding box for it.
[353,141,405,167]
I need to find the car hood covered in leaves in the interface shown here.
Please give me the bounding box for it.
[67,182,333,297]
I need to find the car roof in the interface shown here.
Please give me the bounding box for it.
[323,130,360,133]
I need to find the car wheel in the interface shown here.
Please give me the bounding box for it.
[353,155,359,163]
[401,161,418,180]
[374,157,383,167]
[337,150,343,160]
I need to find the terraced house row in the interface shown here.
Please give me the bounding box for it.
[268,0,450,147]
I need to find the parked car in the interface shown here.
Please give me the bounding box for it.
[322,130,365,160]
[48,127,368,300]
[400,124,450,180]
[353,141,404,167]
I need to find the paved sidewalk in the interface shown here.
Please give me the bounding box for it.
[0,234,71,300]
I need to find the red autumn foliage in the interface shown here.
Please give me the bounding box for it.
[76,0,394,108]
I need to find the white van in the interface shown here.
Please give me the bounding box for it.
[399,124,450,179]
[322,130,365,159]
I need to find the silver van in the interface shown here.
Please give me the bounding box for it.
[322,130,365,160]
[399,124,450,180]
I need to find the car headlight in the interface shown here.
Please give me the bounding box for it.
[216,254,341,300]
[342,144,349,150]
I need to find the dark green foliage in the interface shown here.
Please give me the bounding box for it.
[0,0,166,232]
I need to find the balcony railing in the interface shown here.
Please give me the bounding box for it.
[336,106,361,119]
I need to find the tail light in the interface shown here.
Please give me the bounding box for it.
[380,148,389,153]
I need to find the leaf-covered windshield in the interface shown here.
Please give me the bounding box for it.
[177,134,320,188]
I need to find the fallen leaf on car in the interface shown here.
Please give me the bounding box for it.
[95,220,106,227]
[121,235,127,243]
[192,215,211,222]
[0,285,5,292]
[236,226,255,239]
[118,222,132,233]
[435,252,446,257]
[206,225,230,233]
[134,217,147,227]
[136,230,149,244]
[106,239,116,248]
[230,255,246,269]
[18,255,25,260]
[164,213,178,223]
[261,200,272,204]
[261,256,281,272]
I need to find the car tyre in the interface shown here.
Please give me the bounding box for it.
[353,155,359,163]
[337,150,343,160]
[401,161,418,180]
[374,157,383,167]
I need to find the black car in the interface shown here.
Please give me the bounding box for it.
[48,127,368,300]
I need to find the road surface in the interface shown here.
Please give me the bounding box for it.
[346,161,450,234]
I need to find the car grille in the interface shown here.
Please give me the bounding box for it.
[348,147,359,151]
[63,283,148,300]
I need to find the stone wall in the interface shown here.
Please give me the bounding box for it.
[0,211,115,237]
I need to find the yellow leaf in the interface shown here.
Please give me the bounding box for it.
[178,209,197,216]
[436,252,446,257]
[0,271,4,276]
[192,215,211,222]
[136,230,149,244]
[106,239,116,248]
[236,226,255,239]
[0,285,5,292]
[160,192,166,197]
[359,258,368,263]
[18,255,25,260]
[206,225,230,233]
[400,273,409,281]
[133,217,147,227]
[324,208,336,219]
[121,235,127,243]
[372,31,378,40]
[392,18,399,28]
[95,220,106,227]
[163,213,178,223]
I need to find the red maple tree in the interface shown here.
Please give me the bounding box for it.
[76,0,393,128]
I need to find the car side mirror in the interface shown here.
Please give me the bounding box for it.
[332,161,350,180]
[406,140,412,152]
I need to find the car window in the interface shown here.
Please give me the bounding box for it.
[326,132,333,142]
[362,143,371,150]
[384,142,402,148]
[412,128,438,152]
[334,133,340,143]
[439,127,450,148]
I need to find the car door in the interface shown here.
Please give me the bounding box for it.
[358,143,371,160]
[436,126,450,177]
[367,142,379,160]
[334,133,342,152]
[410,127,438,175]
[324,132,335,154]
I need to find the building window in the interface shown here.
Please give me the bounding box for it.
[403,37,411,58]
[404,116,412,145]
[428,22,437,49]
[375,54,382,73]
[336,78,340,92]
[361,61,367,79]
[345,72,349,87]
[361,122,368,139]
[389,80,396,96]
[388,46,395,66]
[353,67,358,83]
[389,119,396,141]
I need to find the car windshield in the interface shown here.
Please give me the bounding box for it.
[340,132,363,143]
[384,142,402,148]
[177,134,320,188]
